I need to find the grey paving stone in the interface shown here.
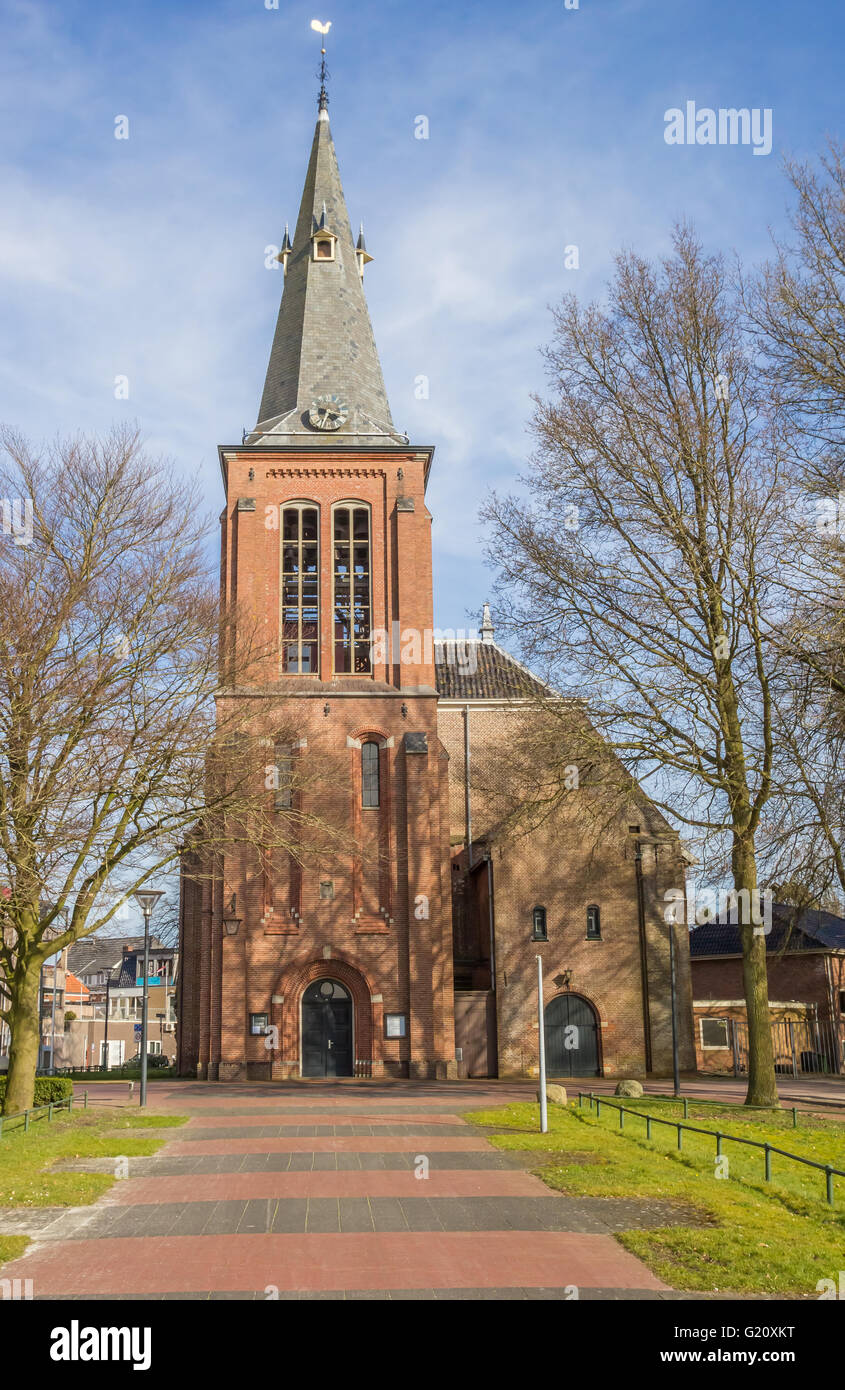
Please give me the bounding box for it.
[338,1198,374,1232]
[305,1198,340,1233]
[368,1197,408,1232]
[270,1199,307,1233]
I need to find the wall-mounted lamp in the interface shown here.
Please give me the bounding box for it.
[323,703,331,717]
[223,917,242,937]
[553,970,572,990]
[401,703,408,719]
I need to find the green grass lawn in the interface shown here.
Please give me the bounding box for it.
[466,1099,845,1296]
[0,1106,187,1265]
[0,1236,29,1266]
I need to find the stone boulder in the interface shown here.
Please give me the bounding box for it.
[536,1084,567,1106]
[614,1079,644,1098]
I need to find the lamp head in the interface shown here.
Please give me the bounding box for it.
[133,889,164,916]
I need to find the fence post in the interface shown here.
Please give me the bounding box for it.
[24,1109,29,1132]
[619,1107,625,1129]
[646,1116,652,1140]
[826,1166,834,1206]
[596,1097,601,1118]
[677,1123,682,1150]
[683,1098,689,1119]
[84,1091,88,1111]
[68,1094,73,1114]
[764,1143,772,1182]
[48,1103,53,1122]
[716,1132,722,1157]
[792,1107,798,1129]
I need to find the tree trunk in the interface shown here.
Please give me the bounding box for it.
[734,836,778,1107]
[2,959,42,1115]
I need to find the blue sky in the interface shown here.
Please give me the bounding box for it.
[1,0,843,631]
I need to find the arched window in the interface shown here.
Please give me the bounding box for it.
[333,503,371,673]
[586,904,602,939]
[361,740,380,808]
[281,504,319,673]
[531,905,548,941]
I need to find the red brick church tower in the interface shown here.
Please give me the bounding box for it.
[178,84,457,1080]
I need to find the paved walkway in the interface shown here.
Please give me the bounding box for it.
[0,1081,694,1300]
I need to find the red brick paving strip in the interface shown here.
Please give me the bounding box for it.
[11,1232,669,1294]
[183,1112,471,1127]
[106,1170,551,1203]
[167,1135,490,1154]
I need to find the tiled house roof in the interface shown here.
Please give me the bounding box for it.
[434,639,554,701]
[689,903,845,957]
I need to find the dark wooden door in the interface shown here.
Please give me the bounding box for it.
[301,980,353,1077]
[545,993,599,1077]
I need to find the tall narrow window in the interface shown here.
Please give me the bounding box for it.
[586,904,602,939]
[361,740,380,808]
[274,743,293,810]
[281,505,319,673]
[333,503,371,673]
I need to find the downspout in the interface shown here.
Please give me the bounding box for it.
[486,854,496,993]
[634,840,653,1073]
[463,703,473,869]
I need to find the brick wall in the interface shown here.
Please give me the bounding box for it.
[437,701,696,1079]
[179,442,455,1080]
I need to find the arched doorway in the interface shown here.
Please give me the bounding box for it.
[301,979,353,1077]
[545,993,600,1077]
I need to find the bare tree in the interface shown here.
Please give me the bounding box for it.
[0,428,343,1113]
[747,143,845,911]
[483,227,793,1106]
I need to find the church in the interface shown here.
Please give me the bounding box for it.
[177,79,695,1083]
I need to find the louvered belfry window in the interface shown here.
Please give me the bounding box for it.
[281,505,319,673]
[333,503,372,673]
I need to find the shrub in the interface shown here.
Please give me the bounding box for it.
[0,1076,73,1111]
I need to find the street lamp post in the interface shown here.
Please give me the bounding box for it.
[536,955,548,1135]
[668,919,681,1098]
[133,889,164,1107]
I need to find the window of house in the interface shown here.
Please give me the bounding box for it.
[281,504,319,674]
[586,904,602,939]
[840,990,845,1015]
[250,1013,269,1036]
[531,906,548,941]
[148,1040,162,1055]
[361,740,380,808]
[274,743,293,810]
[700,1017,731,1049]
[315,239,333,259]
[333,504,372,673]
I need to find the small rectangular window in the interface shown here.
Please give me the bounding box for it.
[250,1013,269,1036]
[586,905,601,939]
[700,1017,730,1049]
[531,906,548,941]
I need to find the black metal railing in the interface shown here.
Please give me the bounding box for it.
[577,1091,845,1206]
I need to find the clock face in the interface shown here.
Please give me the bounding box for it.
[308,394,349,431]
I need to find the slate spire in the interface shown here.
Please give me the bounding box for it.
[252,106,398,445]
